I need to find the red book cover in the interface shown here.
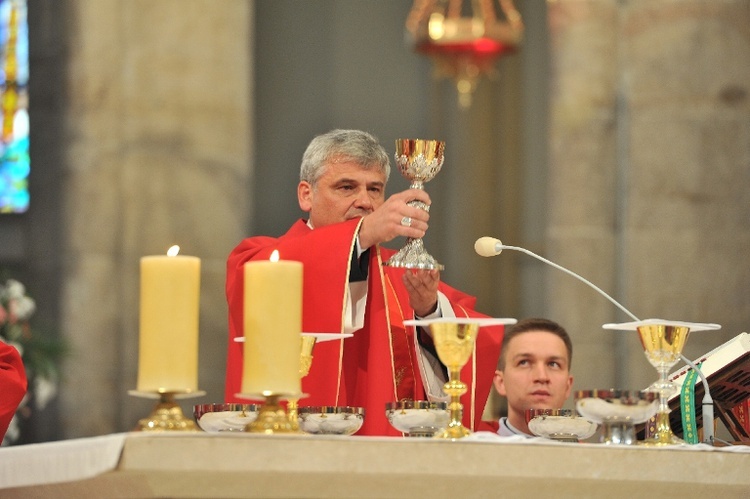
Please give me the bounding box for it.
[732,399,750,433]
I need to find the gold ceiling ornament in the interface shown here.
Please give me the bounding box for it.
[406,0,524,108]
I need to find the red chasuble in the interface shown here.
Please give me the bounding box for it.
[225,218,503,436]
[0,341,27,441]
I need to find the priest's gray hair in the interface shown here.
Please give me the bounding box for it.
[300,129,391,186]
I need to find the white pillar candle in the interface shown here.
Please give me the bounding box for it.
[241,250,302,396]
[137,246,200,392]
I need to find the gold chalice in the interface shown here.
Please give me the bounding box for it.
[383,138,445,270]
[405,317,516,439]
[404,317,516,440]
[431,320,478,439]
[603,319,721,446]
[637,323,691,446]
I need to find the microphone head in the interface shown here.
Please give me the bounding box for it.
[475,237,503,257]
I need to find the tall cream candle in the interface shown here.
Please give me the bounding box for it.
[137,245,200,392]
[241,250,302,396]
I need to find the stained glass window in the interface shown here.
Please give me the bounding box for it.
[0,0,29,213]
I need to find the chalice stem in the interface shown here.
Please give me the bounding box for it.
[447,369,465,425]
[435,368,471,439]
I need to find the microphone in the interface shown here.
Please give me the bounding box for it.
[474,237,639,322]
[475,236,715,445]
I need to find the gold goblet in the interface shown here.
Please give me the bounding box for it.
[404,317,516,439]
[603,319,721,446]
[384,138,445,270]
[637,323,691,446]
[430,320,479,439]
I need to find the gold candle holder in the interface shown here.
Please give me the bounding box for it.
[245,392,299,434]
[232,332,353,435]
[129,389,205,431]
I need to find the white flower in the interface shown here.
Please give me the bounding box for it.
[3,279,26,300]
[13,296,35,321]
[34,377,58,411]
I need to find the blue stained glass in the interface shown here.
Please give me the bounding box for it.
[0,0,29,214]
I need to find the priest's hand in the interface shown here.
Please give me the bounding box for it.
[358,189,430,249]
[403,269,439,317]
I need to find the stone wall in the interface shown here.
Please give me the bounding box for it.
[547,0,750,393]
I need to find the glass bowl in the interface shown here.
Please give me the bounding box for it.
[525,408,597,442]
[385,400,449,436]
[575,389,659,424]
[193,403,260,432]
[297,406,365,435]
[575,389,659,445]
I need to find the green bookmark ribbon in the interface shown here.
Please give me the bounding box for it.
[680,362,702,444]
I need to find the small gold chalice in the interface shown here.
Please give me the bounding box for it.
[405,317,516,439]
[603,319,720,446]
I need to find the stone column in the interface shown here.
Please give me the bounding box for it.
[55,0,253,437]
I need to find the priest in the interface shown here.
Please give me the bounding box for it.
[225,129,504,436]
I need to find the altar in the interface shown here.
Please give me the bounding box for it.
[1,432,749,498]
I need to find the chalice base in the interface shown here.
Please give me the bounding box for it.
[433,421,471,440]
[384,238,444,271]
[640,412,685,446]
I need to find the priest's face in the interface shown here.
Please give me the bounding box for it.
[297,160,386,228]
[493,331,573,422]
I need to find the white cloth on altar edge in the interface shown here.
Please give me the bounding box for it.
[0,432,127,489]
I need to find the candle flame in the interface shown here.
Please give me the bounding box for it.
[270,249,280,262]
[167,245,180,257]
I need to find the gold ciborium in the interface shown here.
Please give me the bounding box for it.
[383,138,445,270]
[603,319,721,446]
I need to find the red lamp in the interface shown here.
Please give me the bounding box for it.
[406,0,524,108]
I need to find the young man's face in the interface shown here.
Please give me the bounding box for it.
[494,330,573,419]
[297,160,386,228]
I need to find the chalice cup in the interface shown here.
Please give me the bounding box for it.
[383,138,445,271]
[429,320,480,439]
[637,323,691,446]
